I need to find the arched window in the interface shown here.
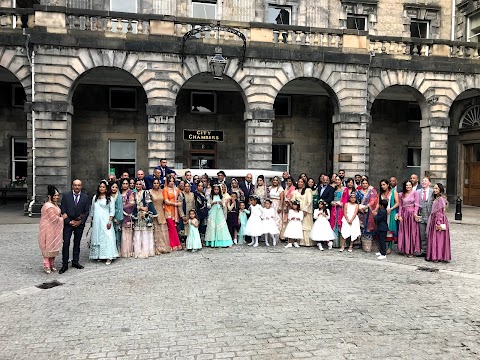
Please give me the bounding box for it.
[460,105,480,129]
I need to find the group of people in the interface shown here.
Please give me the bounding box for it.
[38,162,452,274]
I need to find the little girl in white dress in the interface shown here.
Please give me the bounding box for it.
[244,195,264,247]
[340,192,361,252]
[310,200,335,250]
[186,210,202,252]
[262,199,280,246]
[284,201,303,248]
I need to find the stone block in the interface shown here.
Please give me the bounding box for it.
[36,165,68,175]
[35,11,66,29]
[250,28,274,43]
[343,35,368,52]
[431,44,451,57]
[35,130,68,140]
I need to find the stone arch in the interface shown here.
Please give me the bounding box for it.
[0,48,31,101]
[441,74,480,120]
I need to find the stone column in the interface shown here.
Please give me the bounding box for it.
[420,117,449,186]
[245,109,274,169]
[26,101,73,215]
[147,105,176,172]
[332,113,371,176]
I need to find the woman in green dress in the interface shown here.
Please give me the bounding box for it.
[205,184,233,248]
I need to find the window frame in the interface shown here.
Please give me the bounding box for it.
[274,95,292,117]
[410,20,430,39]
[272,144,291,173]
[192,0,218,20]
[11,84,26,108]
[346,14,368,31]
[109,87,137,111]
[109,0,137,13]
[407,147,421,168]
[467,11,480,42]
[267,4,292,25]
[108,139,137,177]
[190,91,217,114]
[11,137,28,181]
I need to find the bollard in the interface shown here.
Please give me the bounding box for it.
[455,197,462,221]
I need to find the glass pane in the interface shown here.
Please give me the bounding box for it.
[14,161,27,179]
[473,144,480,162]
[14,139,27,160]
[110,141,136,162]
[191,92,215,113]
[110,164,136,179]
[274,96,290,116]
[410,21,428,38]
[267,6,291,25]
[272,164,288,172]
[191,155,215,169]
[192,3,216,19]
[347,16,366,30]
[272,145,288,164]
[407,148,421,167]
[110,88,137,110]
[111,0,136,13]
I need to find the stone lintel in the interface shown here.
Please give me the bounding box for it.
[420,117,450,128]
[26,101,74,114]
[247,109,275,121]
[332,113,371,124]
[146,104,177,116]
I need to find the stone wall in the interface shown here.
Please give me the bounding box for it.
[71,84,149,195]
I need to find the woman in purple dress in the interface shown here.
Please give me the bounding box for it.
[397,180,420,257]
[426,183,451,262]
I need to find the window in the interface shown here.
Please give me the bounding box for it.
[407,103,422,122]
[467,12,480,42]
[274,95,291,117]
[410,20,429,38]
[272,144,290,172]
[192,0,217,20]
[407,148,421,167]
[191,92,216,113]
[267,5,292,25]
[109,140,136,177]
[346,15,367,31]
[110,0,137,33]
[109,88,137,111]
[11,138,27,181]
[12,84,26,108]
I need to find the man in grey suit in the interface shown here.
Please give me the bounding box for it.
[415,176,433,257]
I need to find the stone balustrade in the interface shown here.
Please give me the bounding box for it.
[0,8,33,29]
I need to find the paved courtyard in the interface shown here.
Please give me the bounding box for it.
[0,204,479,360]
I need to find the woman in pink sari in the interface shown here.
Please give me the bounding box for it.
[163,175,182,251]
[397,180,420,257]
[426,183,451,262]
[38,185,67,273]
[356,178,378,243]
[280,177,296,241]
[329,177,345,247]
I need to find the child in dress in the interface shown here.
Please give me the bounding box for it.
[237,201,250,245]
[284,201,303,248]
[340,192,361,252]
[374,199,388,259]
[205,185,233,248]
[310,199,335,250]
[244,195,264,247]
[262,199,280,246]
[226,192,240,244]
[186,209,202,252]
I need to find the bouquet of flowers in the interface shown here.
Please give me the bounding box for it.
[11,176,27,187]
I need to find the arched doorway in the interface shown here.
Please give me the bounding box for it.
[70,67,148,194]
[0,66,27,190]
[370,85,426,185]
[448,89,480,205]
[175,73,246,169]
[273,78,337,177]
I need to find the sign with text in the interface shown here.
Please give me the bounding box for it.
[184,130,224,142]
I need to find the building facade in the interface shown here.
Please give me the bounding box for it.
[1,0,480,210]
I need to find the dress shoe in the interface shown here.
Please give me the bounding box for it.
[71,262,84,269]
[59,265,68,274]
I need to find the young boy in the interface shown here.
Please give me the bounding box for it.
[374,199,389,260]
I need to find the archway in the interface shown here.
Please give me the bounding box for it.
[70,67,148,194]
[273,77,338,177]
[370,85,427,185]
[0,66,27,191]
[448,89,480,205]
[175,73,246,169]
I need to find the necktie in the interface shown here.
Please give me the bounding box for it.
[422,190,426,201]
[74,194,79,205]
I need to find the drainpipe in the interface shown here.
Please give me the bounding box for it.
[451,0,456,41]
[25,33,36,215]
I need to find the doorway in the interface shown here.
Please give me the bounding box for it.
[464,143,480,206]
[190,142,217,169]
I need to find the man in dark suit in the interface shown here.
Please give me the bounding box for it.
[213,170,230,190]
[318,175,334,207]
[144,168,162,190]
[158,158,176,186]
[239,173,255,200]
[59,179,90,274]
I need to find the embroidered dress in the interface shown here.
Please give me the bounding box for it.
[262,207,280,235]
[132,190,156,258]
[195,190,209,235]
[38,202,63,264]
[356,187,379,240]
[283,210,304,240]
[330,187,344,247]
[426,196,451,261]
[397,191,421,255]
[120,189,135,257]
[112,193,124,251]
[293,188,314,246]
[89,196,119,260]
[341,203,361,240]
[205,195,233,247]
[382,189,399,251]
[244,204,264,237]
[268,185,284,233]
[237,209,250,244]
[280,185,296,239]
[150,189,171,254]
[186,218,202,250]
[163,186,182,250]
[226,199,240,239]
[310,209,335,241]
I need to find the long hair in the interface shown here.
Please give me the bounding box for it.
[47,185,58,200]
[402,180,412,194]
[210,185,222,200]
[379,179,391,195]
[297,178,306,195]
[95,180,111,204]
[435,183,447,200]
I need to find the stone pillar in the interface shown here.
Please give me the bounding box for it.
[245,109,274,169]
[147,105,176,172]
[26,101,73,215]
[420,117,449,186]
[332,113,371,176]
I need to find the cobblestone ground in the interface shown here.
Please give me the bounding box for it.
[0,220,479,360]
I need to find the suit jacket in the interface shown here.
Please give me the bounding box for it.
[318,184,334,205]
[239,181,255,199]
[144,175,161,190]
[156,166,176,185]
[60,190,90,227]
[374,208,388,232]
[417,187,433,223]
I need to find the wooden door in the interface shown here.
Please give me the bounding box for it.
[464,144,480,206]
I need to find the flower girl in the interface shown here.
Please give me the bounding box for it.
[284,201,303,248]
[310,200,335,250]
[262,199,280,246]
[237,201,250,245]
[244,195,264,247]
[340,192,361,252]
[186,209,202,252]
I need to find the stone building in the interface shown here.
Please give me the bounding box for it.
[0,0,480,211]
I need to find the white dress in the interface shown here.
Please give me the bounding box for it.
[262,207,280,235]
[283,210,304,240]
[310,209,335,241]
[341,203,362,240]
[244,204,264,237]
